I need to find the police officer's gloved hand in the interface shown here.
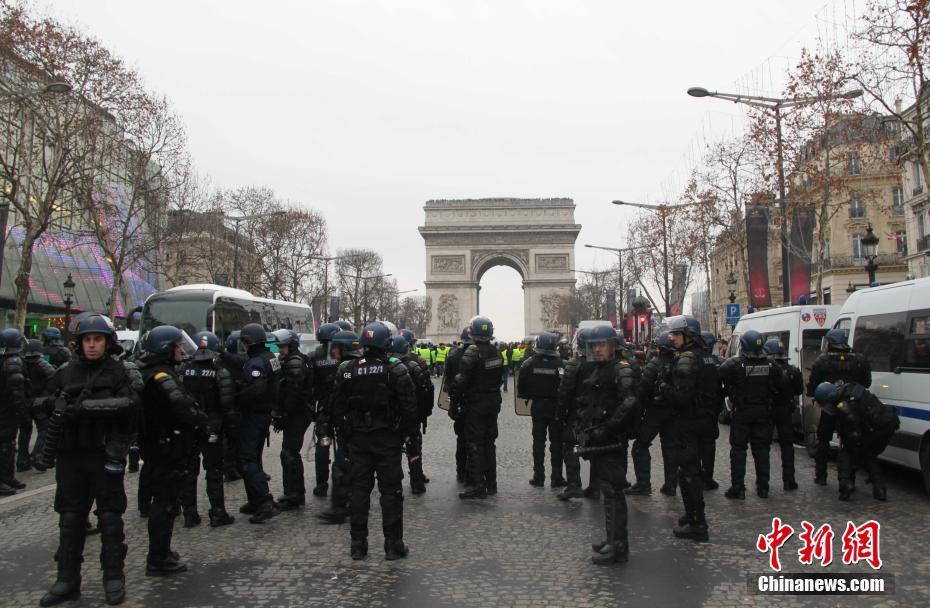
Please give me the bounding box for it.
[271,410,285,432]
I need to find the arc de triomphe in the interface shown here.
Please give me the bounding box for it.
[419,198,579,343]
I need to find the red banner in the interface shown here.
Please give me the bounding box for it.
[788,207,815,304]
[745,203,773,309]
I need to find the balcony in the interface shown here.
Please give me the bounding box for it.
[919,235,930,252]
[815,253,906,272]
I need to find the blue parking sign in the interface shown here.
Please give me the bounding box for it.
[725,303,741,326]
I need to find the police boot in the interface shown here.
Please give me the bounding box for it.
[98,512,127,606]
[208,509,235,527]
[350,539,368,560]
[312,482,328,497]
[557,487,584,501]
[239,502,258,515]
[659,483,676,496]
[673,515,709,542]
[838,484,855,501]
[145,557,187,577]
[385,539,409,561]
[756,485,769,499]
[0,481,15,496]
[703,478,719,490]
[582,486,600,500]
[814,458,827,485]
[410,479,427,495]
[592,500,628,565]
[625,482,651,496]
[724,485,746,500]
[873,486,887,501]
[248,500,279,524]
[459,480,488,499]
[40,513,85,607]
[275,494,305,511]
[317,505,349,524]
[529,475,545,487]
[182,510,202,528]
[784,479,799,491]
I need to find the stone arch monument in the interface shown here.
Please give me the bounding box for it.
[419,198,579,343]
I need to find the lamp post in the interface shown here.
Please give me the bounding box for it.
[687,85,862,304]
[62,273,75,343]
[0,80,72,292]
[227,210,286,289]
[862,224,880,286]
[583,243,650,320]
[309,254,346,323]
[726,271,738,304]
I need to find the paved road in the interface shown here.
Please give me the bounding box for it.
[1,382,927,607]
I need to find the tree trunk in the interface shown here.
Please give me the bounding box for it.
[13,231,36,331]
[108,270,123,319]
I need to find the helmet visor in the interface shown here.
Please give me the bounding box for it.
[585,339,616,362]
[176,331,199,359]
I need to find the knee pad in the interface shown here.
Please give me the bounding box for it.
[97,511,123,529]
[60,511,86,529]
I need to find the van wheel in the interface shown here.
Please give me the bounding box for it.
[805,432,818,459]
[921,445,930,498]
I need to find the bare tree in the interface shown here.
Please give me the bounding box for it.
[0,1,139,327]
[335,248,385,328]
[398,295,432,337]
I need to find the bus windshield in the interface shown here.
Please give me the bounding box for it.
[140,292,214,337]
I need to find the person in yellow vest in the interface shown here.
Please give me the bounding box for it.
[435,343,448,378]
[501,343,511,392]
[512,343,526,376]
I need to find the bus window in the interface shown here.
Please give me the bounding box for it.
[140,293,213,337]
[854,312,907,372]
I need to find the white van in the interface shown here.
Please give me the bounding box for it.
[729,305,841,449]
[833,277,930,493]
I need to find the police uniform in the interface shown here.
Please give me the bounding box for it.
[309,344,340,495]
[629,348,678,494]
[807,350,871,484]
[0,346,27,495]
[180,353,237,525]
[444,342,469,481]
[399,350,434,493]
[43,344,72,369]
[330,350,418,559]
[771,358,803,489]
[274,347,314,508]
[556,355,592,498]
[21,344,57,471]
[237,343,281,516]
[453,341,504,497]
[718,353,784,497]
[517,352,565,486]
[138,357,206,573]
[572,352,639,564]
[219,350,247,481]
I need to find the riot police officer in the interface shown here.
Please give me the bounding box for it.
[0,328,27,497]
[235,323,281,523]
[316,329,363,524]
[556,327,594,501]
[806,329,871,486]
[330,322,418,560]
[663,315,716,543]
[444,326,472,483]
[271,329,314,510]
[41,327,72,368]
[718,330,784,500]
[35,315,137,606]
[389,332,433,494]
[219,331,245,483]
[517,331,565,488]
[814,381,899,501]
[180,331,237,527]
[20,339,57,472]
[628,331,677,496]
[764,338,803,491]
[136,326,206,576]
[570,325,639,565]
[308,322,341,497]
[697,331,725,490]
[453,316,504,499]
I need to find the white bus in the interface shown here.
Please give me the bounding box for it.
[130,284,314,344]
[833,278,930,494]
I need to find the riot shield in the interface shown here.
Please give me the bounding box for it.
[437,376,450,411]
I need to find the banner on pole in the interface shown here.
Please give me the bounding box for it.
[745,201,773,309]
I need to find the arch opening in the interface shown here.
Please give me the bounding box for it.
[477,264,525,342]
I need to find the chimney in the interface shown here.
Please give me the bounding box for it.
[895,97,903,114]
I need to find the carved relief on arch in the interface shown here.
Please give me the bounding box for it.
[437,294,460,329]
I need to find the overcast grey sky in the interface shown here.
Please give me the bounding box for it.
[52,0,837,340]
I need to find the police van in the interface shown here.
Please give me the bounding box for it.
[833,277,930,494]
[728,305,841,449]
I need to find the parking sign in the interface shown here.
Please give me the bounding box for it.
[726,303,741,326]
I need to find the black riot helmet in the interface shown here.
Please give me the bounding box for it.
[469,316,494,342]
[0,328,25,355]
[139,325,197,362]
[701,331,717,350]
[388,336,409,355]
[334,320,354,331]
[41,326,64,346]
[655,330,675,353]
[239,323,269,348]
[316,323,340,343]
[24,339,44,359]
[359,322,392,352]
[585,325,617,362]
[459,326,473,344]
[331,330,362,359]
[821,328,850,353]
[763,337,787,360]
[400,328,416,346]
[739,330,766,358]
[193,330,221,361]
[535,331,559,356]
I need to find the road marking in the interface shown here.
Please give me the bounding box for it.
[0,483,56,507]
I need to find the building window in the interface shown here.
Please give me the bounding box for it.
[849,191,865,218]
[892,187,904,214]
[852,233,864,260]
[919,210,927,240]
[895,230,907,254]
[914,162,924,195]
[847,152,861,175]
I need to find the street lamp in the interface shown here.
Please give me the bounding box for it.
[862,224,880,286]
[309,254,347,323]
[62,273,75,343]
[0,80,73,292]
[584,243,650,319]
[227,210,286,289]
[726,271,738,304]
[687,85,863,304]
